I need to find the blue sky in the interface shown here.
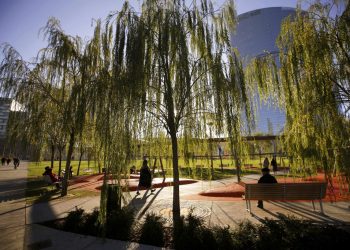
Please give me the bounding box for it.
[0,0,302,61]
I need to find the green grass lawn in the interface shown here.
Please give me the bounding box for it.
[28,160,100,177]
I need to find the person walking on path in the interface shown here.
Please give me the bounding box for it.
[257,167,277,209]
[6,157,11,166]
[136,160,155,195]
[263,157,269,168]
[271,155,278,174]
[13,157,20,169]
[1,157,5,166]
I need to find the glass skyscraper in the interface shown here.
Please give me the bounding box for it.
[231,7,296,134]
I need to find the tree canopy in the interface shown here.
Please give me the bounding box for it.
[246,1,350,183]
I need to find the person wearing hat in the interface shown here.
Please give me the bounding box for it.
[257,167,277,209]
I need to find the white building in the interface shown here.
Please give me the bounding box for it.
[0,98,11,139]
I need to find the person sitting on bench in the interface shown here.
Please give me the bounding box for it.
[43,166,60,188]
[257,167,277,209]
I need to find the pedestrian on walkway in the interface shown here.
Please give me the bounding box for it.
[13,157,20,169]
[271,155,278,174]
[6,157,11,166]
[136,160,155,195]
[263,157,269,168]
[1,157,5,166]
[257,167,277,209]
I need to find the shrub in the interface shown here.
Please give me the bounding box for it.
[62,207,85,233]
[174,210,217,250]
[212,226,235,250]
[230,215,350,250]
[106,207,135,241]
[81,208,100,236]
[138,213,166,247]
[231,220,258,250]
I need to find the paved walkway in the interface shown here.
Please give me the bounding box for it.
[0,162,27,250]
[26,172,350,228]
[1,162,350,249]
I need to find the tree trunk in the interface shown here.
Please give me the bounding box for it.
[50,143,55,169]
[61,131,75,197]
[219,153,223,172]
[58,145,63,177]
[234,149,241,183]
[77,145,84,176]
[170,131,181,226]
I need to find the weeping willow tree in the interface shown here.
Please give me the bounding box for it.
[1,0,251,233]
[91,0,251,228]
[0,44,67,163]
[0,18,94,196]
[246,1,350,185]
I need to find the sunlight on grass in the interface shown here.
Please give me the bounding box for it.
[28,161,100,177]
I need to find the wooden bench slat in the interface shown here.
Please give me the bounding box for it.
[244,182,327,214]
[245,183,327,200]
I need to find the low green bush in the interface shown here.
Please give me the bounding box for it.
[174,210,218,250]
[57,207,350,249]
[138,213,166,247]
[212,226,235,250]
[106,207,135,241]
[61,207,85,233]
[81,208,100,236]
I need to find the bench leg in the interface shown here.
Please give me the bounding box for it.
[312,200,315,211]
[319,200,324,214]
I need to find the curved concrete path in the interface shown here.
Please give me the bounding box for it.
[0,162,161,250]
[0,162,27,250]
[2,162,350,249]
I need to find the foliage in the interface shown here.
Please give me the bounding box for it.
[52,207,350,249]
[245,1,350,184]
[105,207,135,241]
[98,0,251,227]
[174,213,350,250]
[61,207,85,233]
[80,208,100,236]
[174,209,218,250]
[138,213,166,247]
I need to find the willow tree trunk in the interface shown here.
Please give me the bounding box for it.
[170,131,180,225]
[219,154,223,172]
[61,131,75,196]
[234,150,241,182]
[50,144,55,169]
[77,145,84,176]
[58,145,63,176]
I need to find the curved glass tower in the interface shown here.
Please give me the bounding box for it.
[231,7,296,134]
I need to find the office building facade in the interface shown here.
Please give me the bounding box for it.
[231,7,296,134]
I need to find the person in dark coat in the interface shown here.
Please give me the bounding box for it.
[13,157,20,169]
[271,155,278,174]
[257,167,277,209]
[6,157,11,166]
[1,157,6,166]
[136,160,155,195]
[263,157,269,168]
